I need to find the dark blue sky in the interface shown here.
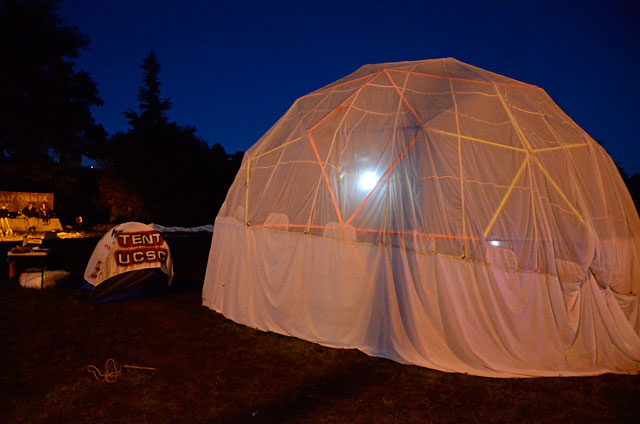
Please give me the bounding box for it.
[60,0,639,174]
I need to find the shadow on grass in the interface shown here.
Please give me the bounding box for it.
[220,360,386,423]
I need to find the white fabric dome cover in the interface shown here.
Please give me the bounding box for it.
[203,58,640,377]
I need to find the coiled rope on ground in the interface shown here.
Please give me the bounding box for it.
[86,358,156,383]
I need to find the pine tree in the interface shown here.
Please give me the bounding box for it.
[99,50,239,224]
[125,50,171,128]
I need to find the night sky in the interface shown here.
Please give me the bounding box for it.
[59,0,640,174]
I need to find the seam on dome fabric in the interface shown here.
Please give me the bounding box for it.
[347,106,404,116]
[302,74,375,98]
[532,192,586,221]
[250,160,324,170]
[455,115,512,126]
[390,87,455,96]
[389,68,528,89]
[591,214,631,225]
[450,90,498,97]
[252,135,307,160]
[534,144,588,153]
[425,128,526,152]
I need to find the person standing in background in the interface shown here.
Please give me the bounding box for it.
[39,202,50,224]
[0,204,12,237]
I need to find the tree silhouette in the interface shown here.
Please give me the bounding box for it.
[125,50,171,128]
[0,0,105,186]
[617,163,640,213]
[98,50,241,225]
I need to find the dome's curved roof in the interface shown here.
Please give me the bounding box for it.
[222,58,640,292]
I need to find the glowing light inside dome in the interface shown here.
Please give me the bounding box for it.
[359,171,379,190]
[489,240,501,247]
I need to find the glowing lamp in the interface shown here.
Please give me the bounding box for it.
[359,171,379,191]
[489,240,501,247]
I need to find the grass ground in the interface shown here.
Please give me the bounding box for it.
[1,234,639,423]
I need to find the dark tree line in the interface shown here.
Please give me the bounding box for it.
[618,166,640,213]
[1,0,241,226]
[0,0,105,220]
[0,0,637,227]
[97,51,241,225]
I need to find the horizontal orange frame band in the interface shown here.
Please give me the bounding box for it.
[254,222,482,242]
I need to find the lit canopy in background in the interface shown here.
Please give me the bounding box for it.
[203,58,640,377]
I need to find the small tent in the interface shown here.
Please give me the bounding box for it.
[85,222,173,303]
[202,58,640,377]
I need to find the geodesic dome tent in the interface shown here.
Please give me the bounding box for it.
[203,58,640,377]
